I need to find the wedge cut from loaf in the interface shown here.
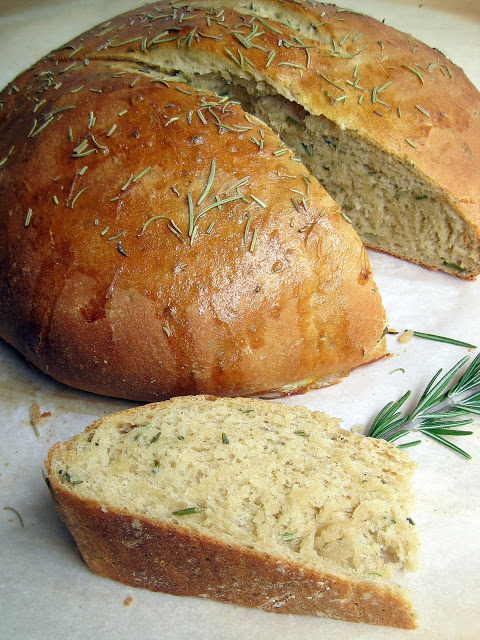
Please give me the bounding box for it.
[41,0,480,277]
[45,396,419,629]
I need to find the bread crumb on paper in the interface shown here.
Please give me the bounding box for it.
[29,402,52,436]
[399,330,414,345]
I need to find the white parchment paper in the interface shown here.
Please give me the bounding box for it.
[0,1,479,638]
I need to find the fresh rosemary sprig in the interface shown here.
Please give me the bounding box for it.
[368,353,480,458]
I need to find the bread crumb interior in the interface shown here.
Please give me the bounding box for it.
[50,397,419,580]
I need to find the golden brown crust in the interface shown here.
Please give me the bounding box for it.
[26,0,479,277]
[45,450,416,629]
[0,54,386,400]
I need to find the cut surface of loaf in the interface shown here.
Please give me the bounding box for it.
[45,396,419,629]
[0,56,387,400]
[32,0,480,278]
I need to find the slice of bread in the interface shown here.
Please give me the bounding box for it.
[45,395,419,629]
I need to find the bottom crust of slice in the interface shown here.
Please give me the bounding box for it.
[46,481,417,630]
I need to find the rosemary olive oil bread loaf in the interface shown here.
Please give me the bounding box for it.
[45,396,419,629]
[13,0,479,278]
[0,56,387,400]
[2,1,480,402]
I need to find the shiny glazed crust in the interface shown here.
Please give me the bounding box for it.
[24,0,480,278]
[0,58,386,400]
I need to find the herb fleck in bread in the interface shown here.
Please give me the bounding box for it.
[45,396,419,629]
[38,0,480,277]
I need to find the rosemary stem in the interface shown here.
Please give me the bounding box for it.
[449,384,480,407]
[380,383,480,438]
[413,384,480,426]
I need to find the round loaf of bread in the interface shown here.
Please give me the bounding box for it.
[0,58,386,400]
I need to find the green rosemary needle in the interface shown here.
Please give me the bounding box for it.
[3,506,24,527]
[61,471,84,485]
[172,507,202,516]
[149,431,161,445]
[282,532,295,541]
[368,353,480,458]
[24,208,33,227]
[132,166,152,183]
[409,331,476,349]
[197,158,216,205]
